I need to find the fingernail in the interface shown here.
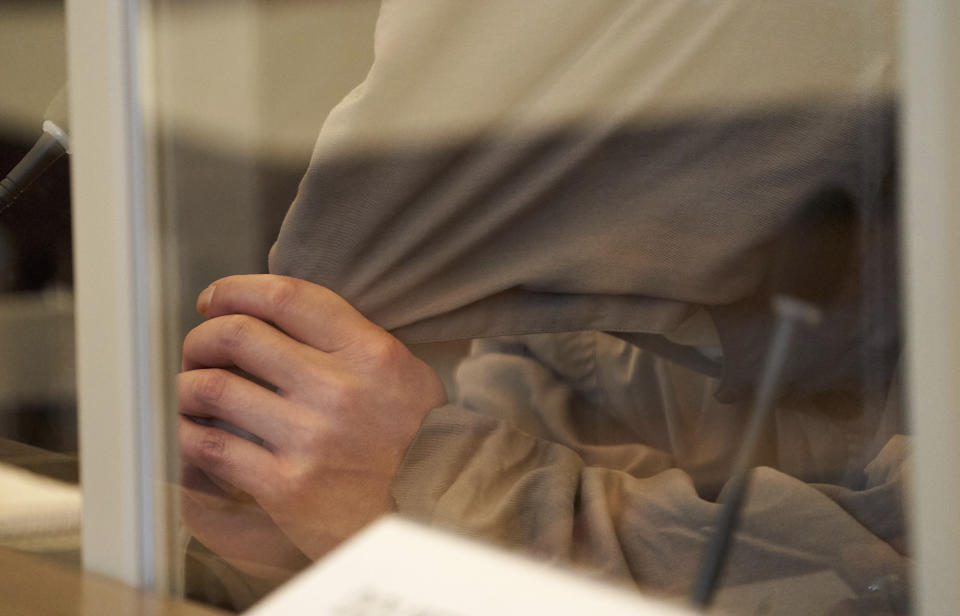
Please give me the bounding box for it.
[197,284,216,315]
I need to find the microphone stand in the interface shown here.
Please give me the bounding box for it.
[1,84,69,214]
[689,185,857,610]
[690,296,821,608]
[0,132,68,213]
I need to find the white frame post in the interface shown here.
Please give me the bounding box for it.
[65,0,167,588]
[902,1,960,615]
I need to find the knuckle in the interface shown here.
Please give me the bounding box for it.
[365,335,406,369]
[269,459,306,502]
[299,417,335,452]
[193,369,228,404]
[324,375,362,410]
[284,465,308,495]
[301,358,331,385]
[218,314,254,352]
[181,325,204,358]
[267,278,299,315]
[196,429,230,469]
[284,460,325,500]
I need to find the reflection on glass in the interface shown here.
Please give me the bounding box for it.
[149,2,908,615]
[0,0,80,569]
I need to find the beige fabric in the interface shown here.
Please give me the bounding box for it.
[269,0,897,345]
[299,0,896,155]
[392,333,909,611]
[259,2,906,612]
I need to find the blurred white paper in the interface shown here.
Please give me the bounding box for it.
[247,516,696,616]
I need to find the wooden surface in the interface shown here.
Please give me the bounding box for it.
[0,546,227,616]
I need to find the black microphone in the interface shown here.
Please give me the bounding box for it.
[0,85,70,213]
[690,186,858,608]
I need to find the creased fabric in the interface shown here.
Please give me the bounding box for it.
[392,333,909,611]
[261,1,906,612]
[269,0,897,349]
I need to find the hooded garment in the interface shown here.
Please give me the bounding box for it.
[251,1,908,613]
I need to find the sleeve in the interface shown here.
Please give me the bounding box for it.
[390,334,910,609]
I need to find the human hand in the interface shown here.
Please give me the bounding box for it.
[178,274,447,560]
[180,462,312,583]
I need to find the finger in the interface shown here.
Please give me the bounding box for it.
[178,368,295,449]
[182,313,336,392]
[180,464,311,582]
[179,415,279,499]
[180,462,253,503]
[196,274,380,353]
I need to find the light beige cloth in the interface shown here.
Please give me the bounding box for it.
[393,333,909,611]
[270,0,897,345]
[256,2,909,612]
